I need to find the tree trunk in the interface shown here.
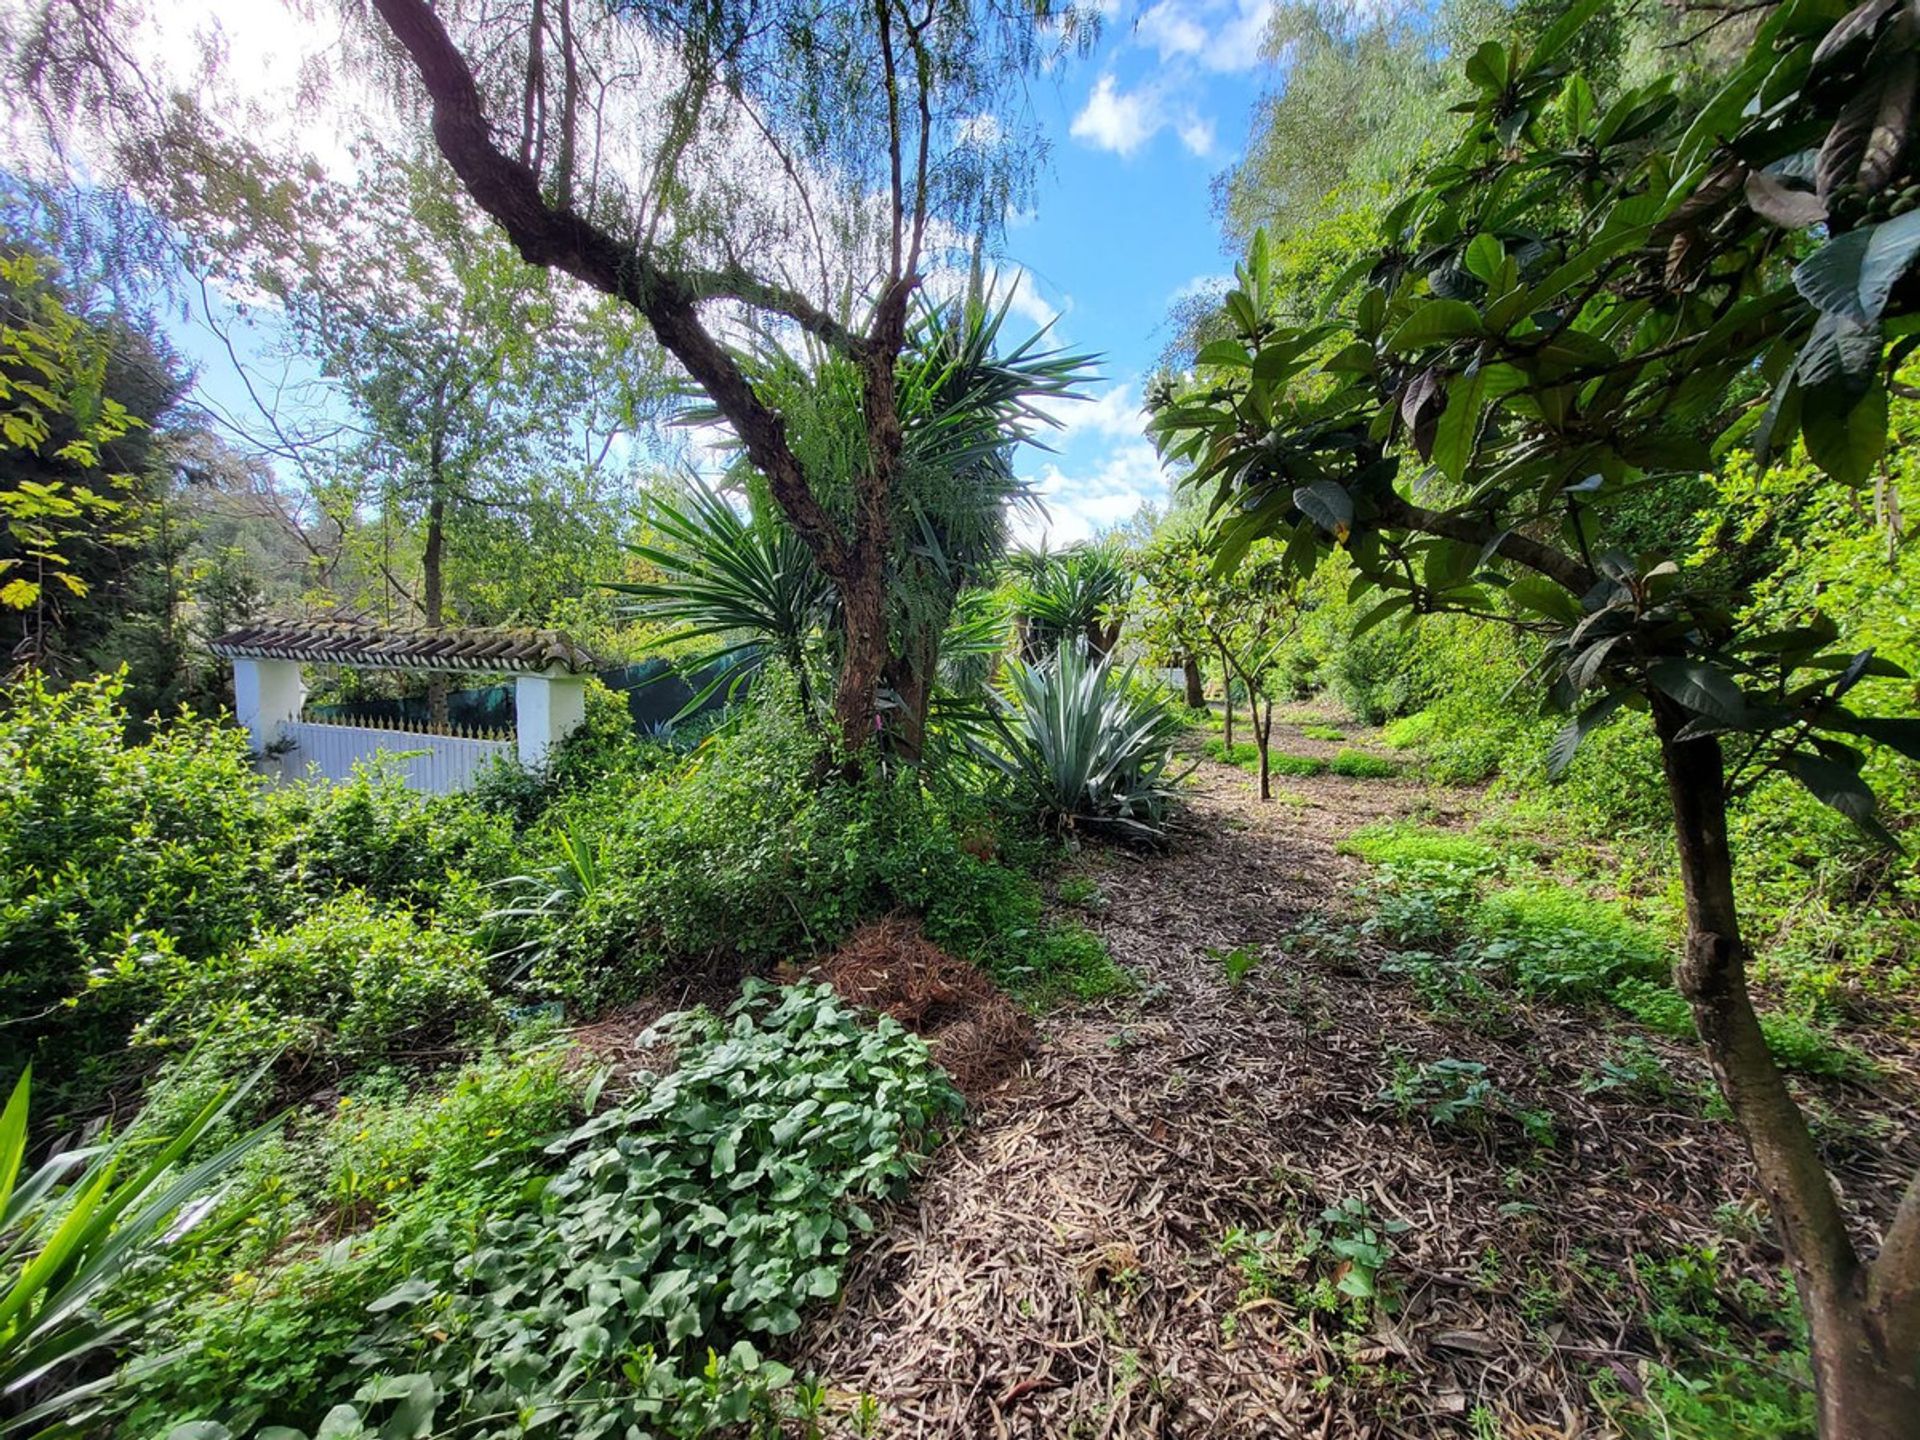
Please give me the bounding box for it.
[1182,654,1205,710]
[1653,698,1920,1437]
[1256,695,1273,801]
[881,620,939,764]
[1219,644,1234,750]
[422,473,449,728]
[832,556,888,759]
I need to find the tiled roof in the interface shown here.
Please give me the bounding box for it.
[209,621,600,675]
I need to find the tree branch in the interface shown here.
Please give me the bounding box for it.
[1378,491,1598,594]
[369,0,855,579]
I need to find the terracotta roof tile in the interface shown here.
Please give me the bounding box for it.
[209,621,599,675]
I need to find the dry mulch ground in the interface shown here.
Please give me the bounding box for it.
[813,916,1035,1098]
[792,716,1917,1439]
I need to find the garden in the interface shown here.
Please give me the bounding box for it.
[3,0,1920,1435]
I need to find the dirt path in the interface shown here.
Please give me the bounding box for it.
[796,721,1787,1439]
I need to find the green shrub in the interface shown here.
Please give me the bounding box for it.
[1592,1243,1813,1439]
[472,677,669,828]
[1202,737,1328,777]
[129,984,961,1439]
[1609,978,1865,1078]
[1340,822,1499,870]
[1268,751,1329,777]
[0,672,269,1110]
[1612,976,1695,1037]
[1202,736,1257,767]
[1359,860,1488,948]
[510,707,1113,1010]
[322,1040,586,1218]
[1379,711,1438,749]
[1379,1056,1555,1146]
[268,762,517,920]
[1330,748,1397,779]
[127,892,503,1122]
[1467,886,1668,1002]
[1020,918,1131,1002]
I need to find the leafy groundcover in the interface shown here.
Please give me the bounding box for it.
[157,983,963,1440]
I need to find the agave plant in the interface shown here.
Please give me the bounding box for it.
[1,1066,271,1436]
[973,642,1189,837]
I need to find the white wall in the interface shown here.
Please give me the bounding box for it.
[274,722,513,794]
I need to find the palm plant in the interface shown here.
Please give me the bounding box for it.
[1,1066,271,1436]
[972,642,1189,838]
[1011,543,1132,661]
[608,477,835,717]
[653,293,1096,757]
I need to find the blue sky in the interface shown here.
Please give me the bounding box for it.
[1004,0,1279,545]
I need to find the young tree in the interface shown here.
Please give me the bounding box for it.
[1201,543,1303,801]
[1127,529,1213,710]
[1152,2,1920,1429]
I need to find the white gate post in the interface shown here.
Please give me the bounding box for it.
[515,671,588,768]
[231,657,305,754]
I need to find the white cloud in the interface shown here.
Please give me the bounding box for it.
[1036,381,1147,446]
[1138,1,1209,60]
[1166,271,1231,307]
[1068,72,1215,159]
[1176,115,1216,156]
[1014,437,1170,548]
[997,265,1068,331]
[1132,0,1279,74]
[1069,74,1163,157]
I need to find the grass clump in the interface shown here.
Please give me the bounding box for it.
[1330,749,1398,779]
[1340,822,1499,870]
[1017,919,1132,1003]
[1467,886,1667,1002]
[1300,723,1346,742]
[1201,736,1329,777]
[1269,751,1332,777]
[1379,710,1438,749]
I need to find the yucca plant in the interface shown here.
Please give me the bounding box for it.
[609,477,835,718]
[482,816,605,982]
[973,642,1189,838]
[1011,544,1132,661]
[1,1066,270,1436]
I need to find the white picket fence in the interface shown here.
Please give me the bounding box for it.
[271,720,514,794]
